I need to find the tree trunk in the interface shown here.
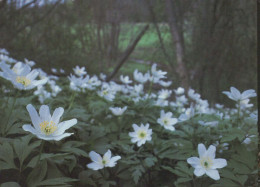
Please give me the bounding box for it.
[165,0,189,90]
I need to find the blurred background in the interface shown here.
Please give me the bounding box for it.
[0,0,256,104]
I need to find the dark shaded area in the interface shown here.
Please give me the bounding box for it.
[0,0,256,104]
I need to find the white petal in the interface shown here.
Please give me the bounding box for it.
[241,89,256,99]
[187,157,201,168]
[206,145,216,158]
[194,168,205,177]
[51,133,73,141]
[103,149,112,160]
[129,132,137,138]
[106,156,121,167]
[31,79,48,87]
[22,124,39,135]
[89,151,102,163]
[131,137,139,143]
[132,124,139,131]
[39,105,51,121]
[110,156,121,163]
[137,141,144,147]
[205,169,220,180]
[230,87,241,100]
[212,158,227,169]
[26,104,41,131]
[26,70,39,80]
[198,144,206,157]
[54,119,77,135]
[20,64,31,75]
[51,107,64,124]
[87,162,103,170]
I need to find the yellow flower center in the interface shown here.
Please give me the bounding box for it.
[200,157,213,169]
[138,131,147,139]
[103,90,108,95]
[16,76,31,86]
[39,121,57,135]
[102,159,107,165]
[163,118,168,125]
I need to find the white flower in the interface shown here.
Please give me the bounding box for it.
[51,68,57,73]
[222,87,256,101]
[99,73,106,80]
[98,83,116,101]
[238,99,253,109]
[179,107,195,121]
[158,80,171,87]
[22,104,77,141]
[174,87,185,95]
[187,143,227,180]
[157,110,178,131]
[188,88,201,101]
[198,121,219,127]
[87,150,121,170]
[109,106,127,116]
[129,123,152,147]
[120,75,132,84]
[73,66,86,77]
[215,104,224,109]
[0,62,47,90]
[150,63,167,83]
[158,89,172,100]
[24,58,35,67]
[133,69,150,83]
[83,75,101,90]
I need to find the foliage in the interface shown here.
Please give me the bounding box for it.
[0,51,258,186]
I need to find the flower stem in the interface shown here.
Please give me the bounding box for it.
[68,92,76,111]
[117,117,122,140]
[148,78,154,96]
[4,94,17,135]
[36,140,45,166]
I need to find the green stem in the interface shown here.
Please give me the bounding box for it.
[117,117,122,140]
[4,95,17,135]
[237,102,240,120]
[148,78,154,96]
[36,141,45,166]
[68,92,76,111]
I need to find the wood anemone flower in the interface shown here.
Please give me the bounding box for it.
[23,104,77,141]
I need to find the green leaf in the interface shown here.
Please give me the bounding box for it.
[0,182,21,187]
[36,177,78,186]
[144,157,157,167]
[27,160,47,187]
[131,165,145,184]
[13,136,41,167]
[0,142,16,169]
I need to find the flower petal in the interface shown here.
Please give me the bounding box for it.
[89,151,102,163]
[205,169,220,180]
[194,168,205,177]
[206,145,216,158]
[103,149,112,160]
[187,157,201,169]
[198,143,206,157]
[50,133,73,141]
[51,107,64,124]
[22,124,38,135]
[212,158,227,169]
[230,87,241,100]
[54,119,77,135]
[87,162,103,170]
[26,69,39,80]
[26,104,41,131]
[106,156,121,167]
[39,105,51,121]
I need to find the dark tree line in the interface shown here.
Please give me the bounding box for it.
[0,0,256,104]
